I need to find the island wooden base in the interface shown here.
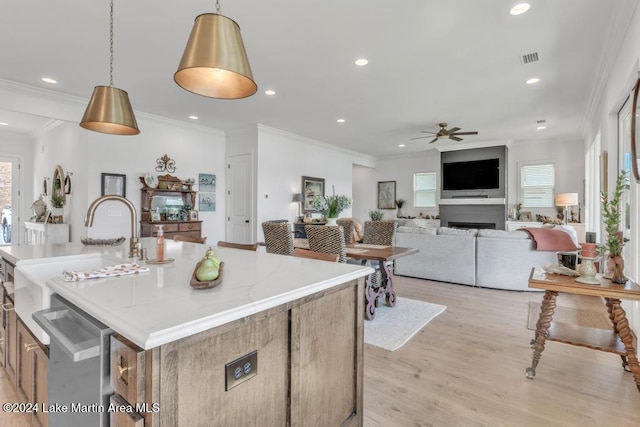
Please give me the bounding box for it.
[111,278,364,426]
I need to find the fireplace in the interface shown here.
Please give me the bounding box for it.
[448,222,496,230]
[440,203,506,230]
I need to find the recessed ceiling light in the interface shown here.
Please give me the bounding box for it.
[264,89,276,95]
[537,126,546,130]
[354,58,368,66]
[509,3,530,15]
[188,115,198,120]
[398,144,406,148]
[41,77,57,84]
[337,119,345,123]
[0,122,8,126]
[526,77,540,85]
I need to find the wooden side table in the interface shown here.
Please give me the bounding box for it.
[526,268,640,392]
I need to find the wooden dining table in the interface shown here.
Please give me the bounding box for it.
[293,238,419,320]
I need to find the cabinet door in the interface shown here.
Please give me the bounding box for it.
[33,345,48,427]
[17,319,35,402]
[5,299,17,385]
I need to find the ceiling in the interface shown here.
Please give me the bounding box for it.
[0,1,633,156]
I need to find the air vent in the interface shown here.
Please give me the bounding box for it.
[536,119,546,124]
[520,52,539,65]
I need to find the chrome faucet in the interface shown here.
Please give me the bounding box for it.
[85,195,139,258]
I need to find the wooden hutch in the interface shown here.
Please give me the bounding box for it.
[139,174,202,239]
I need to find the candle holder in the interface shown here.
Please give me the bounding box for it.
[575,255,600,285]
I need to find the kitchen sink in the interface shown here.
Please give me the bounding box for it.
[14,253,128,344]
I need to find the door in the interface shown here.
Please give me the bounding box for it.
[226,153,253,244]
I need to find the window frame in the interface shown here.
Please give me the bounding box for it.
[518,161,556,208]
[413,171,437,208]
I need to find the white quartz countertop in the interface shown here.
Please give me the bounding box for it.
[7,239,373,350]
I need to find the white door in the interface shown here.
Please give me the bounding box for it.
[226,153,253,243]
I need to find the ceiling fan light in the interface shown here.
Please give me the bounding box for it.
[175,13,257,99]
[80,86,140,135]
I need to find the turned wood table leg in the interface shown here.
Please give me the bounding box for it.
[606,298,640,391]
[526,290,557,379]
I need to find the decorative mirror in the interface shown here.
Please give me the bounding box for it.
[51,165,66,208]
[631,77,640,183]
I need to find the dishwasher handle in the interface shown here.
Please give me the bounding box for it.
[33,307,101,362]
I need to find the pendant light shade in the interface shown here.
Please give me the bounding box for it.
[80,86,140,135]
[79,0,139,136]
[175,13,257,99]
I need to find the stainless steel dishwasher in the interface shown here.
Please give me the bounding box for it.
[33,293,113,427]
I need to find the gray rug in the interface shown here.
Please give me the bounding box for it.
[364,297,446,351]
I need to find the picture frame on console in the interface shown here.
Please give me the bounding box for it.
[302,176,325,212]
[377,181,396,209]
[520,211,532,222]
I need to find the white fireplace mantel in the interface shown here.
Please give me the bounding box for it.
[438,198,506,205]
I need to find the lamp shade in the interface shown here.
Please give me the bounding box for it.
[292,193,303,203]
[555,193,578,206]
[175,13,257,99]
[80,86,140,135]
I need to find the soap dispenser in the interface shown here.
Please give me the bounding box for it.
[156,225,164,262]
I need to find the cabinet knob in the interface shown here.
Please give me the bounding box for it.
[1,302,14,312]
[117,363,130,377]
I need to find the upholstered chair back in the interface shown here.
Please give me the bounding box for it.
[336,219,354,245]
[262,221,294,255]
[305,225,347,263]
[363,221,397,246]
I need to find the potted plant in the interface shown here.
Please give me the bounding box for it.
[395,199,406,218]
[369,209,384,221]
[310,193,352,226]
[601,170,628,283]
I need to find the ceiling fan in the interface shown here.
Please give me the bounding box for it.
[411,122,479,143]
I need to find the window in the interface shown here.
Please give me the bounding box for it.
[520,163,555,207]
[414,172,436,207]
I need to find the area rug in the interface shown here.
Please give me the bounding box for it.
[526,301,611,330]
[364,297,446,351]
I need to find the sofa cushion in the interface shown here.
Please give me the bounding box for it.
[397,226,437,234]
[437,227,478,237]
[477,229,529,239]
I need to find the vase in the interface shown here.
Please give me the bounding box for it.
[397,208,405,218]
[326,217,338,226]
[609,255,626,284]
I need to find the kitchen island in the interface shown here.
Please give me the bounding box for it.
[3,238,373,426]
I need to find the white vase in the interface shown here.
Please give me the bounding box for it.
[326,217,338,226]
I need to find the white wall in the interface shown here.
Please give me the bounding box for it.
[584,1,640,335]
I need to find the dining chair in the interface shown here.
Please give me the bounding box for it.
[216,241,258,251]
[173,234,207,244]
[304,225,347,263]
[262,221,294,255]
[363,220,397,246]
[293,248,339,262]
[362,220,398,290]
[336,219,354,245]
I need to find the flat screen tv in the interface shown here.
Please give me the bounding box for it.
[442,158,500,191]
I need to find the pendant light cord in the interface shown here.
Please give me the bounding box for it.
[109,0,114,87]
[215,0,221,13]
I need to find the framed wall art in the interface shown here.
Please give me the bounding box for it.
[377,181,396,209]
[101,173,126,197]
[301,176,325,212]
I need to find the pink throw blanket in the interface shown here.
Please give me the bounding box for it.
[520,227,579,251]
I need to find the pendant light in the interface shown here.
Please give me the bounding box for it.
[80,0,140,135]
[175,0,257,99]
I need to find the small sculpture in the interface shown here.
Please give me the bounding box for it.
[31,195,48,222]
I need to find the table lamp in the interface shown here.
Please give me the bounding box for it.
[555,193,578,224]
[292,193,303,222]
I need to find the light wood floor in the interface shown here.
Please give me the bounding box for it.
[2,276,639,426]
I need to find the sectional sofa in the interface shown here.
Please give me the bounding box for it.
[394,226,565,291]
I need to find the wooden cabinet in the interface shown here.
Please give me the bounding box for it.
[110,335,150,426]
[2,261,17,385]
[16,318,48,427]
[139,174,201,240]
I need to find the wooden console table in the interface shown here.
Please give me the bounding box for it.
[526,268,640,392]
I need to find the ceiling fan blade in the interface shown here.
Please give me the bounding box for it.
[447,127,460,134]
[427,137,439,144]
[449,136,463,142]
[420,130,438,134]
[410,136,432,140]
[451,131,478,136]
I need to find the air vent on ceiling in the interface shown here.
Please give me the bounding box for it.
[536,119,546,124]
[520,52,539,65]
